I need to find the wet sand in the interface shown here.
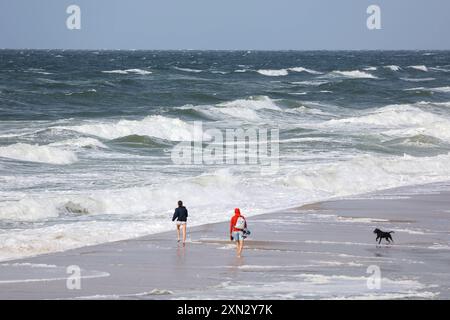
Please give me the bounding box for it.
[1,182,449,299]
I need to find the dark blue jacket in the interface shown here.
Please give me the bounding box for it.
[172,206,188,222]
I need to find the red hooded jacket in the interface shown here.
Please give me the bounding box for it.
[230,208,247,233]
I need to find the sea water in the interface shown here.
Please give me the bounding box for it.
[1,50,450,261]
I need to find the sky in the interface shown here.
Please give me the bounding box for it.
[0,0,449,50]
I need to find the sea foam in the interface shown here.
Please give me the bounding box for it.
[257,69,289,76]
[384,65,401,71]
[0,143,78,165]
[58,115,203,141]
[409,65,428,72]
[328,70,377,79]
[102,69,152,75]
[288,67,322,75]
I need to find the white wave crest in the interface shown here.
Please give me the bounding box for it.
[400,77,435,82]
[102,69,152,75]
[405,86,450,93]
[290,80,329,86]
[257,69,289,76]
[430,67,450,72]
[329,70,377,79]
[196,96,282,121]
[174,67,203,73]
[284,153,450,198]
[58,115,203,141]
[323,104,450,141]
[102,70,128,74]
[384,65,401,71]
[0,143,78,165]
[209,107,260,121]
[431,86,450,93]
[217,95,281,111]
[210,70,227,74]
[409,65,428,72]
[326,105,439,127]
[65,89,97,96]
[0,197,61,221]
[48,137,108,149]
[288,67,322,75]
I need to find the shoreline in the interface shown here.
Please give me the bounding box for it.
[1,180,446,264]
[1,181,450,299]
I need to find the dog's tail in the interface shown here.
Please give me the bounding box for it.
[388,231,395,234]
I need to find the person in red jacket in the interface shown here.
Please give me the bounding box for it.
[230,208,247,258]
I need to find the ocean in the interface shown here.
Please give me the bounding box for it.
[1,50,450,261]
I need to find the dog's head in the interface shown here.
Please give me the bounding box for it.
[373,228,381,234]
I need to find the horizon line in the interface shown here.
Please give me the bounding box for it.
[1,48,450,52]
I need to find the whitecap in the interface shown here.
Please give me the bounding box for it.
[384,65,401,71]
[288,67,322,75]
[0,143,78,165]
[328,70,377,79]
[57,115,205,141]
[102,69,152,75]
[290,80,329,86]
[217,95,281,111]
[409,65,428,72]
[48,137,108,150]
[257,69,289,76]
[174,67,203,73]
[400,77,435,82]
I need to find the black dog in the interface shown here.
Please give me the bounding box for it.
[373,228,394,244]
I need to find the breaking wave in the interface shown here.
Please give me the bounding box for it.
[257,69,289,76]
[328,70,377,79]
[57,115,203,141]
[323,104,450,141]
[174,67,203,73]
[409,65,428,72]
[288,67,322,75]
[384,65,401,71]
[0,143,78,165]
[102,69,152,75]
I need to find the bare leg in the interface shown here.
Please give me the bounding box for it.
[237,240,244,258]
[176,224,181,242]
[182,224,187,244]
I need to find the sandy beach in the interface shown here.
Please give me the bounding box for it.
[0,181,449,300]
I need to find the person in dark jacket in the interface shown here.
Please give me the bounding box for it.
[172,200,188,244]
